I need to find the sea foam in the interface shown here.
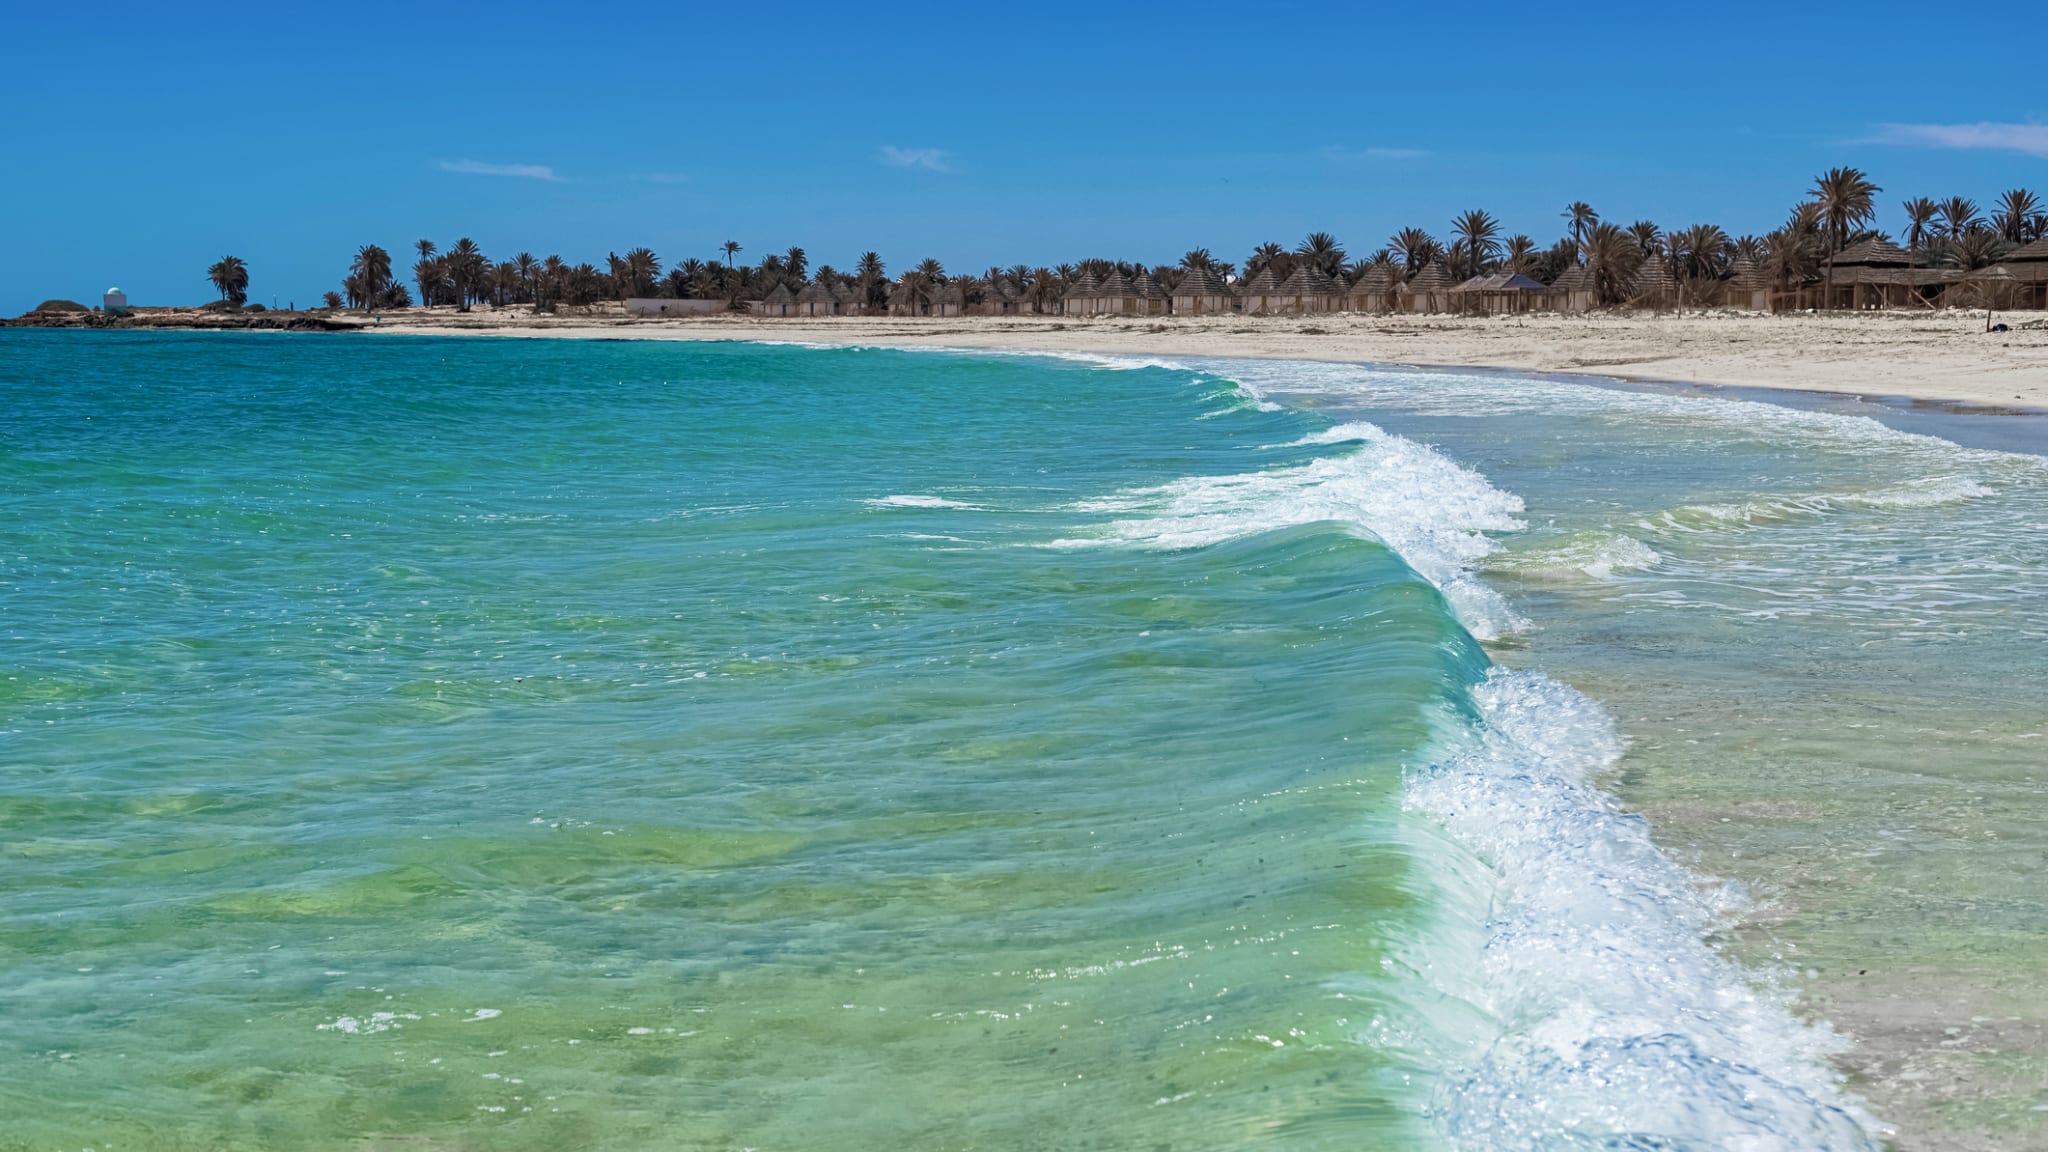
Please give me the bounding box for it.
[1054,420,1528,639]
[1401,671,1883,1150]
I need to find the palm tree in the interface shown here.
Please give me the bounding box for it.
[1180,248,1215,271]
[624,247,661,297]
[1900,198,1940,252]
[1669,224,1731,304]
[539,255,566,311]
[347,245,393,310]
[1994,189,2041,244]
[416,239,436,261]
[446,238,486,310]
[855,251,885,310]
[1389,228,1439,275]
[321,291,343,310]
[207,256,249,305]
[1813,167,1881,254]
[1811,166,1880,308]
[1244,242,1286,281]
[512,253,538,304]
[415,256,448,309]
[1626,221,1663,260]
[783,246,808,283]
[1562,202,1599,253]
[1451,210,1502,279]
[722,240,742,269]
[1582,223,1637,305]
[1295,232,1346,277]
[673,258,704,300]
[1937,196,1981,240]
[916,257,946,283]
[1504,234,1538,275]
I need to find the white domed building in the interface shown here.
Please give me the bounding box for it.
[103,286,129,314]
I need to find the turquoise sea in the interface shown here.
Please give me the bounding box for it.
[3,332,2043,1150]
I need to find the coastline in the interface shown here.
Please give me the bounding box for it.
[344,308,2048,416]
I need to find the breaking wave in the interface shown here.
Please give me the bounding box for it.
[1051,420,1529,639]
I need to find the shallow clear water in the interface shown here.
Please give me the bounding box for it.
[7,331,2035,1149]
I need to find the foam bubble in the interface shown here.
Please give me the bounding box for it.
[1399,670,1882,1150]
[1488,532,1663,580]
[864,495,983,510]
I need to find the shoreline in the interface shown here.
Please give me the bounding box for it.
[14,308,2045,427]
[359,309,2048,425]
[362,309,2048,452]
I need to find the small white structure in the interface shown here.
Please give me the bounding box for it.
[103,286,129,314]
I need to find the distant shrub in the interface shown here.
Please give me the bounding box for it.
[32,299,89,313]
[246,303,268,313]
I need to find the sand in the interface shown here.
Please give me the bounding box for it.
[361,305,2048,412]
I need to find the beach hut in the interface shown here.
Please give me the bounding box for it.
[1344,266,1402,313]
[796,280,842,317]
[1170,265,1235,315]
[887,278,928,316]
[1237,267,1285,314]
[1060,272,1102,316]
[1551,264,1597,313]
[929,281,964,318]
[752,280,797,317]
[973,279,1019,315]
[1451,272,1550,315]
[1274,264,1344,313]
[1401,263,1454,313]
[1722,254,1771,311]
[1822,238,1918,310]
[1996,237,2048,310]
[1131,269,1172,316]
[1089,270,1143,316]
[1627,253,1678,308]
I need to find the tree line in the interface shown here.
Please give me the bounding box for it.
[197,169,2045,313]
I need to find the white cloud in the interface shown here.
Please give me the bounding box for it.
[1320,145,1431,162]
[880,146,952,172]
[439,159,562,181]
[1870,122,2048,158]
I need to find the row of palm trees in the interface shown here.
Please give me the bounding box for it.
[309,169,2044,315]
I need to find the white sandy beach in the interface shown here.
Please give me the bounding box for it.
[363,307,2048,411]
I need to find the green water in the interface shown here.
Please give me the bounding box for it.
[9,332,2022,1150]
[1,335,1481,1150]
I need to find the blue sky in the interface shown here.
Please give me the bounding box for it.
[4,0,2044,314]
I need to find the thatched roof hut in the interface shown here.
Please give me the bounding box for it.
[1720,254,1770,310]
[1131,269,1171,316]
[796,279,844,316]
[977,279,1024,315]
[1826,237,1914,273]
[1401,263,1454,313]
[887,278,929,316]
[1344,265,1402,312]
[1823,237,1922,309]
[1275,264,1344,312]
[929,281,965,317]
[1170,264,1234,315]
[1999,237,2048,283]
[1061,271,1102,315]
[753,279,797,317]
[1238,266,1286,313]
[1626,252,1677,306]
[1549,264,1597,313]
